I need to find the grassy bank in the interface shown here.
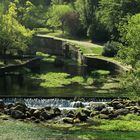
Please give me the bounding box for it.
[0,116,140,140]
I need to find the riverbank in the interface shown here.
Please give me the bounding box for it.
[0,119,140,140]
[0,99,140,140]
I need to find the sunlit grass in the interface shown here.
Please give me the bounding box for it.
[0,118,140,140]
[37,30,104,55]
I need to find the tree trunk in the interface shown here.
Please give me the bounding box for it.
[61,21,65,34]
[3,48,7,65]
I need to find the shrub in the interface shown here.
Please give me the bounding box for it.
[102,41,120,57]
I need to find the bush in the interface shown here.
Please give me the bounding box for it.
[87,24,109,43]
[102,41,120,57]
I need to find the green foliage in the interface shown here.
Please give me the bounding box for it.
[0,2,33,58]
[47,4,74,32]
[0,2,4,15]
[71,76,84,84]
[87,22,109,42]
[117,14,140,97]
[91,70,110,77]
[64,11,82,37]
[18,1,47,29]
[120,70,140,98]
[75,0,100,41]
[102,41,120,57]
[98,119,140,131]
[75,0,98,29]
[121,114,140,121]
[36,52,50,57]
[98,0,140,40]
[118,14,140,67]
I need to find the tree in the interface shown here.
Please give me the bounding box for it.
[75,0,108,42]
[17,1,47,29]
[98,0,140,40]
[0,2,33,63]
[75,0,98,29]
[47,4,73,33]
[118,14,140,67]
[64,11,81,37]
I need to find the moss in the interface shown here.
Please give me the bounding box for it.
[36,52,56,62]
[39,72,71,88]
[90,70,110,77]
[31,72,94,88]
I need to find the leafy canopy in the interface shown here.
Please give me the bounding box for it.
[118,14,140,67]
[47,4,73,31]
[0,2,33,54]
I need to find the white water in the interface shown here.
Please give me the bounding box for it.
[1,98,108,109]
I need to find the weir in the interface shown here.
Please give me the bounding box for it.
[0,97,125,109]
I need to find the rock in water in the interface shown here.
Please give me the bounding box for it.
[72,101,85,108]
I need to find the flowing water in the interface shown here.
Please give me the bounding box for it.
[1,97,110,109]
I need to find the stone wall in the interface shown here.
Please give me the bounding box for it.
[83,57,127,74]
[31,35,127,74]
[32,36,63,55]
[31,35,84,63]
[0,57,41,75]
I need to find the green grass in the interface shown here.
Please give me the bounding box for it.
[37,30,104,56]
[75,44,103,55]
[0,118,140,140]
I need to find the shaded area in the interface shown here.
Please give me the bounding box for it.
[0,57,125,97]
[0,120,139,140]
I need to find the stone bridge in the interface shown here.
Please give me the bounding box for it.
[31,35,128,74]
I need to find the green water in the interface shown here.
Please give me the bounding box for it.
[0,60,124,97]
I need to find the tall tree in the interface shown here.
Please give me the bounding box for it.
[118,14,140,67]
[0,2,33,63]
[75,0,108,42]
[98,0,140,40]
[47,4,73,33]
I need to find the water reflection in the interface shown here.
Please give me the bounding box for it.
[0,62,87,96]
[0,61,121,97]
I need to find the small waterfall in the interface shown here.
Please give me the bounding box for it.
[0,98,110,109]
